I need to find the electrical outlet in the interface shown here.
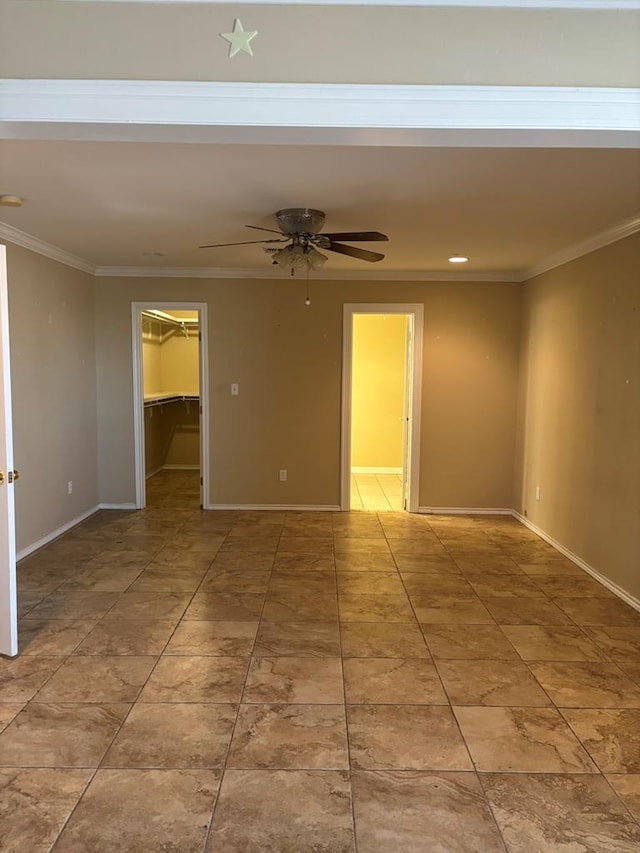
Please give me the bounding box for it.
[279,469,287,482]
[231,383,239,396]
[67,481,73,495]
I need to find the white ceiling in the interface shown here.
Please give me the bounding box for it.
[1,139,639,278]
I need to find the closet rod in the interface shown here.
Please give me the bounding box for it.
[141,310,199,329]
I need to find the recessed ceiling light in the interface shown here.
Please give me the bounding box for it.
[448,254,469,263]
[0,194,24,207]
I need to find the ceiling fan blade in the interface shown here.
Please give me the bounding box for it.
[199,238,286,248]
[321,231,388,242]
[326,242,385,262]
[245,224,283,235]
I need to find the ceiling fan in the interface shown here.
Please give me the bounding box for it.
[199,208,388,272]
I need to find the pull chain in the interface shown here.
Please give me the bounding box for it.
[305,265,311,306]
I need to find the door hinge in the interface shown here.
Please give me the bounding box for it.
[200,477,203,486]
[198,331,202,341]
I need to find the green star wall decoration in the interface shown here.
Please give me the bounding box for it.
[220,18,258,58]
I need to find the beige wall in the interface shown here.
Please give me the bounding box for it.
[144,405,164,476]
[144,400,200,474]
[3,2,639,87]
[160,335,199,395]
[163,402,200,468]
[142,339,162,395]
[351,314,406,470]
[5,242,98,551]
[95,276,521,509]
[515,233,640,599]
[142,324,199,397]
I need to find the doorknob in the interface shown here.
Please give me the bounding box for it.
[0,472,4,485]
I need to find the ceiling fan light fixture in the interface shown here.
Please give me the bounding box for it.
[273,245,306,269]
[273,244,327,271]
[307,246,328,269]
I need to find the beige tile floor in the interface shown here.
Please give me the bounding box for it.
[351,473,403,511]
[1,469,640,851]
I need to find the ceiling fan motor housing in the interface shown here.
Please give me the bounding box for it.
[276,208,326,235]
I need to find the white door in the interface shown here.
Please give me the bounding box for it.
[0,245,18,657]
[401,315,414,511]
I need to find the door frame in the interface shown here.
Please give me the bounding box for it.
[132,301,209,510]
[0,244,17,657]
[341,303,423,513]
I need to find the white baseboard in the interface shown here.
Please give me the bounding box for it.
[17,504,100,561]
[512,511,640,614]
[352,467,402,474]
[146,465,200,479]
[98,503,137,510]
[205,504,341,512]
[419,506,513,516]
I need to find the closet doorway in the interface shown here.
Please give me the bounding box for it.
[132,302,209,510]
[341,304,423,513]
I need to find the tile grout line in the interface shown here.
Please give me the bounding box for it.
[199,513,282,852]
[333,511,358,853]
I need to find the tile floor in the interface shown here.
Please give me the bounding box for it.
[351,473,403,511]
[1,470,640,851]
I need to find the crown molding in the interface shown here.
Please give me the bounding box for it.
[2,81,638,149]
[93,265,518,281]
[0,222,96,275]
[54,0,640,8]
[523,213,640,280]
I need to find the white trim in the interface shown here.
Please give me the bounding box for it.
[523,214,640,280]
[0,245,17,657]
[132,302,209,510]
[0,222,95,275]
[419,506,514,515]
[16,505,100,562]
[342,304,423,513]
[94,266,519,281]
[98,502,137,510]
[205,504,341,511]
[132,308,146,509]
[198,306,211,511]
[54,1,640,8]
[512,512,640,613]
[2,82,638,147]
[352,467,403,474]
[162,464,200,470]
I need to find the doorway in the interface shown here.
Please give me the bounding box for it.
[341,304,423,513]
[132,302,209,510]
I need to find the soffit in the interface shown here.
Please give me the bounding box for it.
[1,2,639,86]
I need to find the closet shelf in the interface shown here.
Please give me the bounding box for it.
[144,393,199,409]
